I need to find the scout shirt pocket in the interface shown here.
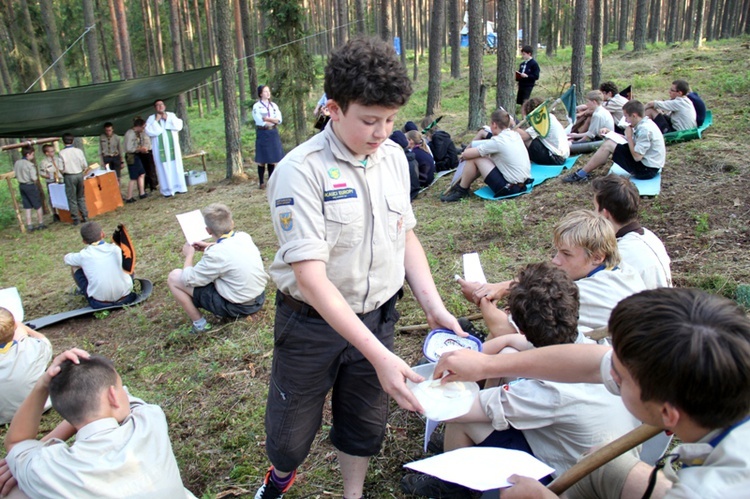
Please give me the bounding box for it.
[385,194,407,242]
[324,201,363,248]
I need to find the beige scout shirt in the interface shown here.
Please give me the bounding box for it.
[99,133,122,158]
[6,393,197,499]
[13,159,37,184]
[0,336,53,424]
[123,128,151,154]
[38,156,63,183]
[58,146,87,175]
[268,124,416,315]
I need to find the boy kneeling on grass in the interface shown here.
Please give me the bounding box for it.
[435,287,750,498]
[2,349,196,498]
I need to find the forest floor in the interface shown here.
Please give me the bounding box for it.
[0,38,749,498]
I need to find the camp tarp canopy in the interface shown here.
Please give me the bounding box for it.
[0,66,219,139]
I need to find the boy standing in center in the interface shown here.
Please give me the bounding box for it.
[261,37,462,499]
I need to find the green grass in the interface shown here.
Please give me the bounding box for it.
[0,38,749,497]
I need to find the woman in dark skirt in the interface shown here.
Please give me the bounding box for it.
[252,85,285,189]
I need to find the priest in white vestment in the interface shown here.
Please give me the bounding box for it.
[145,99,188,197]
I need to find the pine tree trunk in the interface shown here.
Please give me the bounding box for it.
[467,0,484,129]
[239,0,257,103]
[495,0,515,112]
[83,0,104,83]
[571,0,587,102]
[397,0,406,67]
[205,0,221,107]
[693,0,705,46]
[354,0,366,35]
[648,0,661,42]
[684,0,694,41]
[380,0,392,41]
[449,0,461,77]
[216,0,243,177]
[426,0,445,116]
[151,0,166,73]
[336,0,349,45]
[618,0,629,49]
[39,0,69,87]
[233,0,248,125]
[170,0,192,153]
[193,0,212,113]
[18,0,47,90]
[633,0,648,51]
[114,0,135,78]
[531,0,540,51]
[592,0,603,89]
[141,0,156,74]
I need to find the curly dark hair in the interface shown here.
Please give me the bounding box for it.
[508,262,580,347]
[611,288,750,429]
[599,81,619,96]
[324,37,412,114]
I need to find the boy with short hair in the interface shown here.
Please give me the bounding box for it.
[441,109,531,202]
[436,288,750,498]
[122,118,150,203]
[63,222,136,309]
[646,79,697,133]
[262,37,462,499]
[38,144,63,222]
[0,307,52,425]
[517,97,570,165]
[58,133,89,225]
[516,45,540,106]
[4,348,197,498]
[460,210,646,336]
[568,90,615,143]
[98,122,123,186]
[402,263,638,498]
[564,100,665,183]
[167,203,268,333]
[13,146,45,232]
[592,175,672,289]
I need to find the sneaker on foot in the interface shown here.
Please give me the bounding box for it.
[457,317,487,342]
[26,225,36,232]
[562,170,589,183]
[255,468,296,499]
[37,223,47,230]
[440,185,470,203]
[125,198,137,204]
[426,431,445,454]
[401,473,477,498]
[139,193,149,199]
[73,219,80,226]
[191,322,213,334]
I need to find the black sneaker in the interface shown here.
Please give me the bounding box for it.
[401,473,478,498]
[457,317,487,343]
[125,198,137,204]
[427,431,445,454]
[562,170,589,183]
[440,185,470,203]
[254,468,296,499]
[139,193,149,199]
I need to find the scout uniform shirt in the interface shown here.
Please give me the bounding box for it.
[13,159,37,184]
[39,156,63,183]
[267,123,415,315]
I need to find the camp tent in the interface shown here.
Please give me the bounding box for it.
[0,66,219,138]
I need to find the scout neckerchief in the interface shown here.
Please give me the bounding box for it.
[159,115,177,164]
[0,340,17,354]
[641,415,750,499]
[215,230,235,244]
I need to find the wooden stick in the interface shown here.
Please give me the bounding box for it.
[4,176,25,233]
[547,424,662,495]
[0,138,60,151]
[397,312,484,333]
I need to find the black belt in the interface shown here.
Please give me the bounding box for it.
[277,291,400,321]
[257,125,276,130]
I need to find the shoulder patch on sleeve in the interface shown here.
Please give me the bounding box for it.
[275,197,294,207]
[279,211,293,231]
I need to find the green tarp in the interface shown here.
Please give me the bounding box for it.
[0,66,219,139]
[663,110,713,144]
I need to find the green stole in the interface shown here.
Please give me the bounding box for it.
[159,123,176,164]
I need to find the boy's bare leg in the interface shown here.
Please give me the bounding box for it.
[580,139,617,174]
[127,180,136,200]
[166,269,202,321]
[23,209,32,226]
[459,157,496,189]
[137,175,146,196]
[339,452,368,498]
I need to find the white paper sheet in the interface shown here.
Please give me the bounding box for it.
[0,287,24,323]
[404,447,555,491]
[463,252,487,284]
[176,210,211,244]
[49,183,68,210]
[604,130,627,145]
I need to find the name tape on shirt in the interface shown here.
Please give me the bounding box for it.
[324,188,357,202]
[275,197,294,207]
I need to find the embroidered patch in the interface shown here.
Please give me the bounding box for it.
[333,182,347,188]
[327,167,341,179]
[324,188,357,202]
[279,211,293,231]
[275,197,294,207]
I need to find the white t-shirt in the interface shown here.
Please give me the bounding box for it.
[474,129,531,184]
[63,242,133,302]
[526,114,570,159]
[586,106,615,140]
[654,96,697,131]
[618,228,672,289]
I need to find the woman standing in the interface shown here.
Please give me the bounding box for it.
[252,85,284,189]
